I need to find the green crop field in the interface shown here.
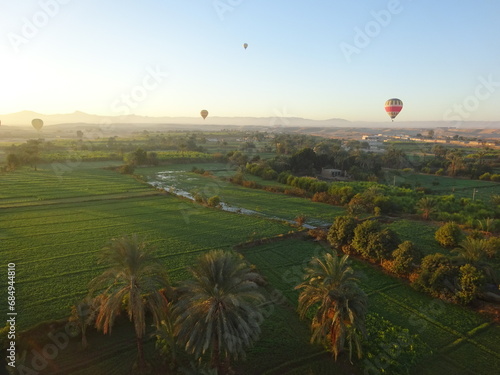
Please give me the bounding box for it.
[388,219,444,256]
[139,164,345,226]
[0,163,148,207]
[240,238,500,375]
[381,169,500,202]
[0,165,296,331]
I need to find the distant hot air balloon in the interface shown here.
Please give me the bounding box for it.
[384,98,403,121]
[200,110,208,120]
[32,118,44,131]
[243,43,248,50]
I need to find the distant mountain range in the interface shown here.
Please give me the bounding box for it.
[1,110,499,129]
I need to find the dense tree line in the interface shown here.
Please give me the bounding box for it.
[327,216,500,306]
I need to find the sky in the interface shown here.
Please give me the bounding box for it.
[1,0,500,123]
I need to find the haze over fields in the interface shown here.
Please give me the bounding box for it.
[1,110,500,130]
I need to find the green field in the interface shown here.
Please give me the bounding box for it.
[2,160,499,374]
[0,165,296,330]
[0,163,146,207]
[381,169,500,202]
[139,164,345,226]
[240,238,500,375]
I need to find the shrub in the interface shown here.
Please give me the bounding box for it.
[486,237,500,258]
[207,195,221,207]
[295,214,307,226]
[307,228,328,241]
[118,164,135,174]
[479,172,491,181]
[435,222,462,248]
[455,264,484,305]
[490,174,500,182]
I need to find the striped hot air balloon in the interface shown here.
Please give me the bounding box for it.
[384,98,403,121]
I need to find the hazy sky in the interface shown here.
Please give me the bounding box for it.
[1,0,500,123]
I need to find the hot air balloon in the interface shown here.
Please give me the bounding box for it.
[384,98,403,121]
[200,110,208,120]
[243,43,248,50]
[32,118,44,131]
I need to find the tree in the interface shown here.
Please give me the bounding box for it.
[126,148,148,166]
[452,237,488,264]
[446,151,464,176]
[69,296,99,349]
[351,220,381,256]
[327,216,357,251]
[455,264,484,305]
[89,234,170,372]
[391,241,422,276]
[412,253,458,299]
[290,147,317,174]
[352,220,399,262]
[173,250,265,373]
[435,222,462,248]
[416,197,436,220]
[6,153,20,171]
[295,251,367,362]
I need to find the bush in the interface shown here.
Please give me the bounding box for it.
[486,237,500,258]
[307,228,328,241]
[455,264,484,305]
[491,174,500,182]
[118,164,135,174]
[435,222,462,248]
[479,172,491,181]
[207,195,221,207]
[295,214,307,226]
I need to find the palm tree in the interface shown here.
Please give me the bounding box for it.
[452,237,488,264]
[295,251,367,362]
[89,234,171,372]
[416,197,436,220]
[69,296,99,349]
[172,250,265,374]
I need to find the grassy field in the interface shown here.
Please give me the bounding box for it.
[240,238,500,375]
[2,160,498,374]
[138,164,346,226]
[388,219,444,256]
[0,162,145,207]
[381,169,500,202]
[0,164,297,331]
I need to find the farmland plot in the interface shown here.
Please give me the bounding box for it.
[241,238,500,375]
[0,191,294,330]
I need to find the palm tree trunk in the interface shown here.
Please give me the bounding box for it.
[136,335,146,372]
[211,338,221,373]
